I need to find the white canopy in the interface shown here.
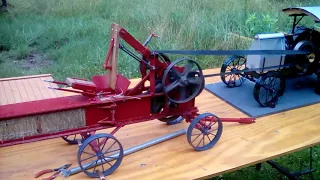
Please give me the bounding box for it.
[282,6,320,22]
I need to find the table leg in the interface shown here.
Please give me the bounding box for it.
[263,147,316,180]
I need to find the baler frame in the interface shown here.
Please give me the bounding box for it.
[0,23,255,178]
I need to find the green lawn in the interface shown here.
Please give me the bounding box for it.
[1,0,320,179]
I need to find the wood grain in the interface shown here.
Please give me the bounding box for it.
[1,69,320,180]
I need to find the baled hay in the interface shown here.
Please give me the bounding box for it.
[0,108,86,142]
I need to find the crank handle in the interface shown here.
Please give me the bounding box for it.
[148,27,160,38]
[143,27,160,46]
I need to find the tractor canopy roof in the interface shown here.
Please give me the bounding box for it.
[282,6,320,23]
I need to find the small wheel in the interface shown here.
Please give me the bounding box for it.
[78,133,123,178]
[253,71,286,107]
[221,55,246,87]
[187,113,223,151]
[162,58,205,104]
[62,133,91,145]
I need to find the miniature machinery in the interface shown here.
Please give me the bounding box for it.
[1,6,319,179]
[156,6,320,108]
[0,23,255,178]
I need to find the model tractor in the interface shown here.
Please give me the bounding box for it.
[220,6,320,108]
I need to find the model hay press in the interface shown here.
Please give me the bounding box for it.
[0,23,255,178]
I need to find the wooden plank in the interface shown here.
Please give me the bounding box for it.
[0,82,8,105]
[14,79,30,102]
[107,23,120,89]
[0,74,52,82]
[39,77,60,98]
[21,78,38,101]
[26,78,44,100]
[2,81,16,104]
[1,69,320,180]
[42,76,63,97]
[8,81,23,103]
[33,78,51,99]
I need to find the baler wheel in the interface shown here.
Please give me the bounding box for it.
[220,55,246,87]
[187,113,223,151]
[77,133,124,178]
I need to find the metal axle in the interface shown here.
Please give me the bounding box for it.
[61,129,186,177]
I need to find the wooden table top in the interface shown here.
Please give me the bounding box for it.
[1,69,320,180]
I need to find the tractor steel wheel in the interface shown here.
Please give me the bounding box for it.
[187,113,223,151]
[77,133,123,178]
[220,55,246,88]
[162,58,205,104]
[253,71,286,107]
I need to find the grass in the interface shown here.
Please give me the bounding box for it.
[1,0,320,179]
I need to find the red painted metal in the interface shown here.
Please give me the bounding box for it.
[103,38,114,70]
[0,24,255,148]
[220,117,256,124]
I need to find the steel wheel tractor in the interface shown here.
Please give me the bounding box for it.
[220,6,320,108]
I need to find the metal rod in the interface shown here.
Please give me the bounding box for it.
[203,63,295,78]
[61,129,186,177]
[119,44,152,67]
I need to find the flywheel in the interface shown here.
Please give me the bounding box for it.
[162,58,205,104]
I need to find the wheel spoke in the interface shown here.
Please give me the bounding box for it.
[206,135,212,142]
[81,154,97,162]
[104,148,120,155]
[103,140,117,154]
[180,87,187,100]
[191,133,202,143]
[188,77,202,85]
[82,151,96,156]
[92,159,99,173]
[196,135,204,147]
[170,67,182,79]
[164,81,180,93]
[183,61,193,75]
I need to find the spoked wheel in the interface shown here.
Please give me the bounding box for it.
[221,55,246,87]
[78,133,124,178]
[253,71,286,108]
[187,113,223,151]
[62,133,91,145]
[162,58,205,104]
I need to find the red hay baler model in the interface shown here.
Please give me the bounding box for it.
[0,23,255,178]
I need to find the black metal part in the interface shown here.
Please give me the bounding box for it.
[256,147,316,180]
[153,49,315,56]
[253,71,286,108]
[119,44,152,68]
[292,15,305,34]
[204,63,296,78]
[161,58,205,104]
[220,55,247,88]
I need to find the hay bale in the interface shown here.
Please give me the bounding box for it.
[0,108,86,142]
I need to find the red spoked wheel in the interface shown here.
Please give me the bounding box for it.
[187,113,223,151]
